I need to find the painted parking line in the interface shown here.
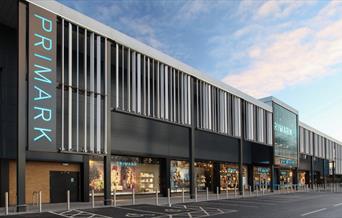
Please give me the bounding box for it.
[50,209,111,218]
[190,201,258,208]
[223,200,276,206]
[123,204,193,214]
[170,204,237,217]
[301,208,327,217]
[333,202,342,207]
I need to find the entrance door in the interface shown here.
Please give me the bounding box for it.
[50,171,79,203]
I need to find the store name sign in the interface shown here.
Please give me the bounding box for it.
[257,168,270,174]
[28,5,56,151]
[114,161,138,167]
[280,159,295,166]
[274,122,293,136]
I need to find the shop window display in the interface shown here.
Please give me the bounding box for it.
[89,159,104,193]
[171,160,190,192]
[299,172,306,185]
[279,169,293,185]
[220,164,248,190]
[195,162,213,191]
[89,156,160,195]
[253,167,271,189]
[111,156,160,194]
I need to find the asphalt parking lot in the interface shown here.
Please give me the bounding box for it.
[2,192,342,218]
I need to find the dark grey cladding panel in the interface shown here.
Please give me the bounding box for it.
[299,156,311,171]
[314,158,324,173]
[250,142,273,165]
[195,130,239,162]
[0,24,18,158]
[111,112,189,158]
[244,142,252,164]
[26,151,83,163]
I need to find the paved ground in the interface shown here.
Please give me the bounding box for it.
[2,192,342,218]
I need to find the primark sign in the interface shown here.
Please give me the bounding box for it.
[28,5,56,151]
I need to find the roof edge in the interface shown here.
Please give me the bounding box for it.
[260,96,298,114]
[27,0,272,112]
[299,121,342,145]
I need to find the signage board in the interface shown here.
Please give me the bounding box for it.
[273,103,298,167]
[28,4,57,151]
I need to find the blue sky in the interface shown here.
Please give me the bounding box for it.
[58,0,342,141]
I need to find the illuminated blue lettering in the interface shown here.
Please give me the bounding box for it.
[34,53,52,62]
[34,64,52,84]
[33,127,52,142]
[34,85,51,101]
[34,14,52,32]
[34,106,52,121]
[34,33,52,51]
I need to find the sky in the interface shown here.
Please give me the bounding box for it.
[57,0,342,142]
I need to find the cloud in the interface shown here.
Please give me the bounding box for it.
[119,17,165,50]
[176,0,209,21]
[221,1,342,98]
[256,1,314,19]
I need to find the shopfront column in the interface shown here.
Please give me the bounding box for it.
[103,40,112,205]
[333,161,336,184]
[310,156,315,188]
[0,159,9,207]
[189,78,196,198]
[293,168,298,187]
[248,165,254,192]
[322,160,327,188]
[81,156,89,202]
[213,162,220,194]
[239,100,245,195]
[160,159,171,197]
[17,2,27,212]
[271,165,275,191]
[104,155,111,205]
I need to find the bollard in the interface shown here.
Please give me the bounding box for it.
[195,187,198,202]
[91,190,95,208]
[132,189,135,205]
[113,189,117,207]
[182,188,185,203]
[155,189,159,206]
[5,192,9,215]
[256,187,259,197]
[39,191,42,213]
[67,190,70,211]
[216,187,219,200]
[226,187,229,199]
[234,187,237,198]
[206,187,209,201]
[249,186,252,197]
[168,188,171,207]
[262,186,265,195]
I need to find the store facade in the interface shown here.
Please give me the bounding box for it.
[261,97,299,188]
[253,166,271,189]
[1,0,342,209]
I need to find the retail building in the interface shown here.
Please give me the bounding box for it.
[0,0,341,209]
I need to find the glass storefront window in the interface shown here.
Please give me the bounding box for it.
[195,162,213,191]
[111,156,160,194]
[171,160,190,192]
[220,164,248,190]
[279,169,293,185]
[89,159,104,194]
[253,167,271,189]
[89,156,160,195]
[299,171,306,185]
[273,103,298,168]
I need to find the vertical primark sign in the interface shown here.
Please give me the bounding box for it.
[28,4,57,151]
